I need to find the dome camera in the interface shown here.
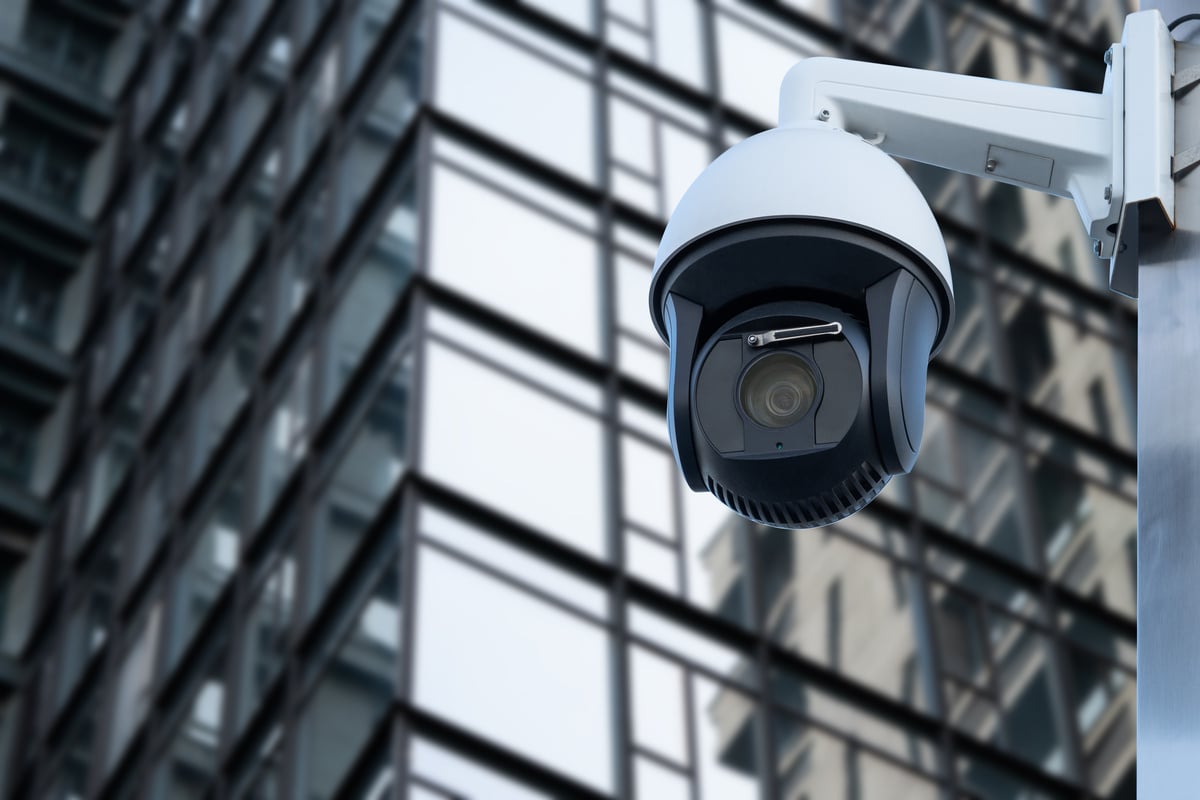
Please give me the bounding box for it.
[648,125,955,529]
[651,13,1172,528]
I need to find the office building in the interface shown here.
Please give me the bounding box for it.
[0,0,1137,798]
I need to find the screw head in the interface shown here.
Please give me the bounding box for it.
[1104,184,1112,201]
[1104,48,1113,66]
[818,109,830,121]
[747,335,759,345]
[985,159,997,173]
[1092,239,1103,256]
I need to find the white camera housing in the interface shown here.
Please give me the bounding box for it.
[649,10,1174,528]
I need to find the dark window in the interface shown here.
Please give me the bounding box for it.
[21,6,111,88]
[0,255,62,343]
[0,107,92,211]
[0,408,36,484]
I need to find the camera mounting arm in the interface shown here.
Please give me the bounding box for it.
[779,9,1176,297]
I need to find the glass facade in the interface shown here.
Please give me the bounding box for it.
[0,0,1137,798]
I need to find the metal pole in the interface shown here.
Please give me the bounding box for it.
[1137,3,1200,797]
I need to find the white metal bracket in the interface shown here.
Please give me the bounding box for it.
[778,10,1176,299]
[1110,10,1176,297]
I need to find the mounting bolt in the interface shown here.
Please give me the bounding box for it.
[1104,184,1112,201]
[818,109,830,121]
[1092,239,1103,257]
[1104,48,1113,66]
[747,335,759,345]
[985,159,997,173]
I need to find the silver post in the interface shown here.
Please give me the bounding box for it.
[1138,4,1200,796]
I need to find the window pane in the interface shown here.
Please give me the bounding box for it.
[773,717,939,800]
[630,644,688,764]
[429,159,601,357]
[167,462,245,669]
[295,562,400,799]
[409,737,553,799]
[420,504,608,619]
[716,11,831,122]
[763,530,933,711]
[257,352,312,525]
[770,667,939,774]
[237,551,297,732]
[434,11,596,182]
[109,604,162,767]
[421,339,608,558]
[208,145,276,325]
[309,353,410,618]
[414,547,615,792]
[694,675,761,800]
[337,26,420,237]
[153,650,227,799]
[192,297,261,482]
[323,182,416,413]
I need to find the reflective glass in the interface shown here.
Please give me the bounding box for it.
[764,533,932,710]
[337,26,420,238]
[635,756,690,800]
[679,489,753,628]
[693,675,761,800]
[256,351,312,525]
[414,546,615,792]
[770,667,939,774]
[435,8,596,182]
[81,367,145,542]
[151,276,203,417]
[608,0,707,90]
[957,753,1055,800]
[295,562,400,800]
[773,714,940,799]
[629,603,754,686]
[409,737,552,799]
[622,433,676,539]
[916,410,1038,568]
[54,566,115,711]
[429,158,601,358]
[308,353,410,618]
[1030,455,1136,618]
[287,44,339,189]
[167,462,245,669]
[192,295,261,482]
[323,180,415,413]
[237,550,297,732]
[346,0,405,87]
[208,144,276,325]
[153,650,227,799]
[420,504,609,619]
[421,339,608,559]
[629,644,689,764]
[229,723,284,800]
[997,291,1135,451]
[936,246,1003,384]
[109,603,162,767]
[715,8,832,122]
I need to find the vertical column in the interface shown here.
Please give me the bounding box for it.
[1137,4,1200,797]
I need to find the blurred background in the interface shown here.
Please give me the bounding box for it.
[0,0,1138,798]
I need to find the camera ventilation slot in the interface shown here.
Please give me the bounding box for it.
[704,461,888,529]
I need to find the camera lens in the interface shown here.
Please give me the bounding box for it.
[739,352,818,428]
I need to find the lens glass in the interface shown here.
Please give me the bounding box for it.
[738,352,818,428]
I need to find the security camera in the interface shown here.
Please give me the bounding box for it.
[649,11,1173,528]
[648,125,953,528]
